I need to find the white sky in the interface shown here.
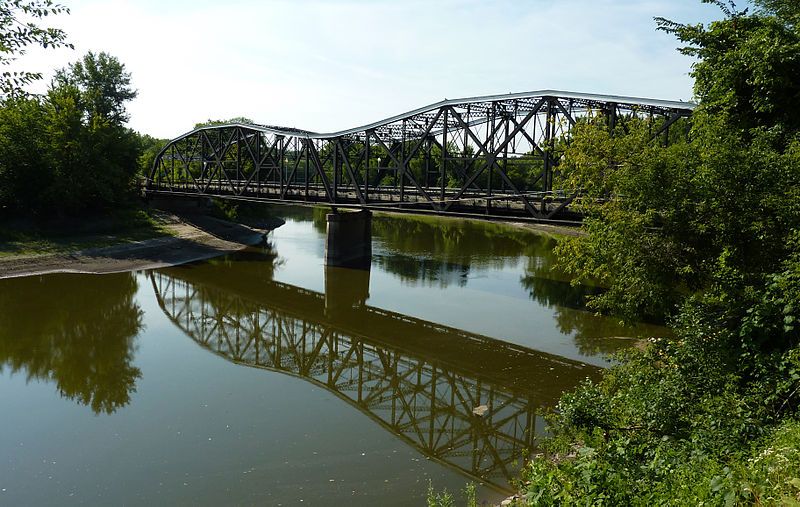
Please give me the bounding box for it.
[15,0,724,138]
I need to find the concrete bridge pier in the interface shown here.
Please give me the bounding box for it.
[324,209,372,317]
[324,209,372,269]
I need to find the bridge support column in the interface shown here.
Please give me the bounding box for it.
[325,210,372,269]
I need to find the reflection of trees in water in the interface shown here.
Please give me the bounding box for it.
[371,214,554,266]
[206,239,282,277]
[521,273,598,309]
[307,205,670,354]
[0,273,143,414]
[366,212,561,288]
[552,308,668,356]
[522,257,670,356]
[372,254,470,288]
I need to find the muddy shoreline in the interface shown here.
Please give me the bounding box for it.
[0,214,284,280]
[0,206,580,280]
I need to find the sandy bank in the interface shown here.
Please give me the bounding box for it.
[0,214,284,279]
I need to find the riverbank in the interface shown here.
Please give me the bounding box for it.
[367,209,584,238]
[0,212,283,279]
[0,202,576,280]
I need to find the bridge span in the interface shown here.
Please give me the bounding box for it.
[149,257,598,492]
[146,90,693,221]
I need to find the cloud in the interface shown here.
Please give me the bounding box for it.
[11,0,723,138]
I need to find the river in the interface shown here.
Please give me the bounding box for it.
[0,206,666,505]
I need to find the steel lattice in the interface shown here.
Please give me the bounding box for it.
[146,90,694,220]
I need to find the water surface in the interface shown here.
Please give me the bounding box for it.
[0,207,666,505]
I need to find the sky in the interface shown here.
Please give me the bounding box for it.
[15,0,725,139]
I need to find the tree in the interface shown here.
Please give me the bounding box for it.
[0,0,72,95]
[57,51,137,123]
[556,0,800,322]
[519,2,800,503]
[45,52,140,213]
[137,133,167,176]
[656,0,800,138]
[0,94,48,214]
[194,117,254,129]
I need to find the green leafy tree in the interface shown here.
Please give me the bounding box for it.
[46,51,140,213]
[137,132,167,176]
[657,0,800,137]
[0,0,72,95]
[59,51,137,123]
[0,95,48,213]
[556,0,800,321]
[194,116,254,128]
[520,1,800,503]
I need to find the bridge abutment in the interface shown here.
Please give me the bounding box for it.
[146,194,212,214]
[324,209,372,269]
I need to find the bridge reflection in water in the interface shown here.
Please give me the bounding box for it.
[149,256,597,492]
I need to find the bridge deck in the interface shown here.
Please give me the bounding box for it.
[146,180,582,222]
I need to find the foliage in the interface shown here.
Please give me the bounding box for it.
[741,418,800,504]
[555,117,699,321]
[556,7,800,322]
[656,0,800,138]
[0,93,49,211]
[137,132,168,176]
[194,116,254,129]
[1,0,144,217]
[0,51,141,216]
[520,335,800,505]
[57,51,137,123]
[520,1,800,504]
[0,0,72,95]
[426,481,478,507]
[207,197,239,222]
[426,483,454,507]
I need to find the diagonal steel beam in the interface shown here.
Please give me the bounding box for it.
[337,140,367,205]
[305,139,334,202]
[369,130,440,211]
[447,103,544,216]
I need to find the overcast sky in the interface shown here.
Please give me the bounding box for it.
[17,0,725,138]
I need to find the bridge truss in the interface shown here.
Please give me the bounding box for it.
[146,90,694,220]
[149,270,594,491]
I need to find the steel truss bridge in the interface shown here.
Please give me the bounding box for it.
[149,265,597,492]
[147,90,694,220]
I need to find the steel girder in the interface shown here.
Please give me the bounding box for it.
[147,90,694,220]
